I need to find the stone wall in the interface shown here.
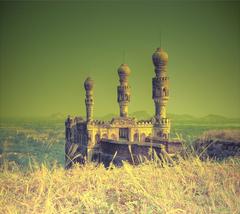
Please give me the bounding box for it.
[194,138,240,160]
[93,139,182,167]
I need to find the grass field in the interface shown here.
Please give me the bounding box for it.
[0,120,240,213]
[0,157,239,214]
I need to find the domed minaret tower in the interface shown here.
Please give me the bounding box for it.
[152,48,171,139]
[117,64,131,117]
[84,77,94,122]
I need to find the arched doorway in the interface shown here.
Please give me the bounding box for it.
[145,134,151,142]
[140,133,146,142]
[133,133,139,142]
[162,87,168,96]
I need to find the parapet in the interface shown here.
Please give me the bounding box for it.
[90,120,110,126]
[136,120,153,126]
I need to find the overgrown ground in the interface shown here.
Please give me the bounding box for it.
[1,122,240,213]
[0,157,239,214]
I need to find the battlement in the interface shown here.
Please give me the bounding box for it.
[160,118,170,125]
[136,120,153,127]
[90,120,109,125]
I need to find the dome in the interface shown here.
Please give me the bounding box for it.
[118,64,131,76]
[152,48,168,66]
[84,77,94,90]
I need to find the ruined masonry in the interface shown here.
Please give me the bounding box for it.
[65,48,181,167]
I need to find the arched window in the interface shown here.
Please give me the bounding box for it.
[163,88,167,96]
[163,133,168,139]
[134,133,139,142]
[140,133,146,142]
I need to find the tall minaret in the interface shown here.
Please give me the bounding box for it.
[117,64,131,117]
[152,48,170,139]
[84,77,94,122]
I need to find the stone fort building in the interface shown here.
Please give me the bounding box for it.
[65,48,179,166]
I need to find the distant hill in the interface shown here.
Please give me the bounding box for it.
[47,112,240,124]
[130,111,152,120]
[49,112,66,120]
[97,111,152,121]
[96,114,117,121]
[172,114,240,124]
[96,111,151,121]
[168,113,197,122]
[200,114,229,123]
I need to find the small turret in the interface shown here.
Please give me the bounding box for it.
[65,115,73,141]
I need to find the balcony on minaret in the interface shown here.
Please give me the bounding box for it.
[161,118,170,123]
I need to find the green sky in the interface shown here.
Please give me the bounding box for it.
[0,1,240,118]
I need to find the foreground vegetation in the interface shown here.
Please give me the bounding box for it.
[0,157,239,214]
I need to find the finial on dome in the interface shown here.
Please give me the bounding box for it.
[84,77,94,90]
[152,47,168,67]
[118,64,131,77]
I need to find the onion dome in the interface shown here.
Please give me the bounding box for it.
[152,48,168,67]
[118,64,131,77]
[84,77,94,90]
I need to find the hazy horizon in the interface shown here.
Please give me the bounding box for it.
[1,1,240,118]
[1,110,240,121]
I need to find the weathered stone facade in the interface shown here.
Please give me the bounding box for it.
[96,139,183,167]
[65,48,179,167]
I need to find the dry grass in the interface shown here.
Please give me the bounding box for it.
[0,157,240,214]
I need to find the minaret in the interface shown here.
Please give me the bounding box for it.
[84,77,94,122]
[117,64,131,117]
[152,48,170,139]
